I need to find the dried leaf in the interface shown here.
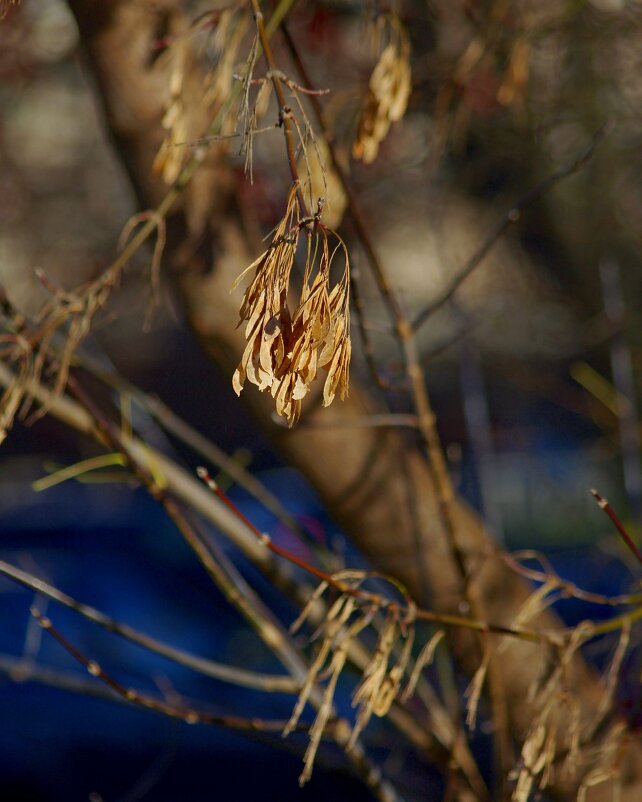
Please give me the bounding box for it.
[153,37,191,184]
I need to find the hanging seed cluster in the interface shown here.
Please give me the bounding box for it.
[353,18,412,164]
[153,8,252,183]
[232,184,351,426]
[284,572,417,785]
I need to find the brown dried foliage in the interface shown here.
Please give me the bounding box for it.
[285,572,416,785]
[353,16,412,164]
[153,35,192,184]
[232,184,351,426]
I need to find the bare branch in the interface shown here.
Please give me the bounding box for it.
[0,557,298,693]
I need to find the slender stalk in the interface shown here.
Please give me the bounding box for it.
[0,558,298,693]
[591,489,642,568]
[197,468,555,644]
[32,452,126,492]
[30,608,301,732]
[502,549,642,607]
[251,0,308,216]
[581,603,642,639]
[0,652,131,701]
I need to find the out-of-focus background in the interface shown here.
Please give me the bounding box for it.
[1,1,642,800]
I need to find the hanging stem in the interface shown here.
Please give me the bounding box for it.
[251,0,308,216]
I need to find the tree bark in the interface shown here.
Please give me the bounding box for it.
[66,2,642,799]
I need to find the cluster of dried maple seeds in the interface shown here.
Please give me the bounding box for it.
[284,572,428,785]
[353,17,412,164]
[232,184,351,425]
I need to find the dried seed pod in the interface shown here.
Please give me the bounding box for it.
[153,36,191,184]
[283,572,422,784]
[232,184,351,426]
[353,17,412,164]
[205,9,250,112]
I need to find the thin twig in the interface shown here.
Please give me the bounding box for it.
[197,468,555,644]
[591,489,642,568]
[251,0,308,216]
[570,603,642,640]
[503,549,642,607]
[30,607,302,732]
[0,652,129,701]
[0,557,298,693]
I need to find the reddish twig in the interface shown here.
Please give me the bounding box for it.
[196,468,553,644]
[591,489,642,569]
